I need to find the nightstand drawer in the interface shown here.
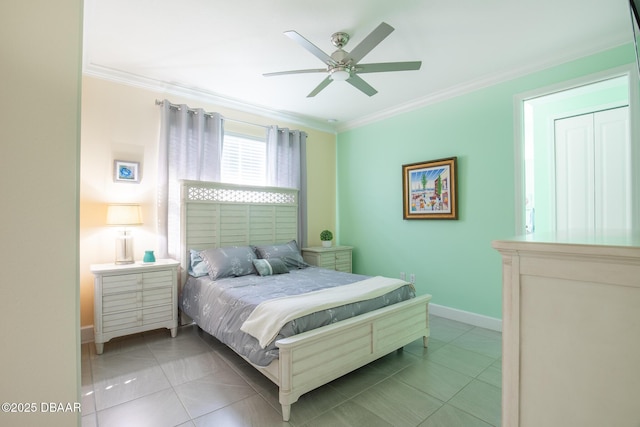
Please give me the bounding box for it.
[144,287,173,306]
[143,270,173,289]
[102,273,142,294]
[103,291,142,314]
[102,286,172,314]
[102,305,174,333]
[335,251,351,263]
[103,310,142,333]
[315,254,335,268]
[143,304,173,324]
[335,260,352,272]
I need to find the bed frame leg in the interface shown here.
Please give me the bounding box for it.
[282,404,291,422]
[423,336,429,348]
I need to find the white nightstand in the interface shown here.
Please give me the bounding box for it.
[302,246,353,273]
[90,259,180,355]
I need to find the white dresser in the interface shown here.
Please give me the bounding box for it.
[492,234,640,427]
[91,259,180,354]
[302,246,353,272]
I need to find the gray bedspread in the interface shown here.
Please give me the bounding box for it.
[179,267,415,366]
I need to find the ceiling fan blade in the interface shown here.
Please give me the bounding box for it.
[284,30,336,66]
[348,22,394,64]
[263,68,327,77]
[307,76,333,97]
[346,74,378,97]
[356,61,422,74]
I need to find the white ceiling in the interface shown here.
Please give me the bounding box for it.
[83,0,633,131]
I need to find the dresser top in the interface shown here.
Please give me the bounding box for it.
[492,232,640,257]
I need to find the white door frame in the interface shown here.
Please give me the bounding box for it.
[513,64,640,235]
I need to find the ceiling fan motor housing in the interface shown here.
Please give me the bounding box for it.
[330,32,350,48]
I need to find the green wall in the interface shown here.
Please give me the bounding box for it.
[336,45,634,319]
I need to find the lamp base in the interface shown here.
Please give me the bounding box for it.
[115,230,135,264]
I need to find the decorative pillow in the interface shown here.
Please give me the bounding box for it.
[200,246,257,280]
[280,256,310,270]
[252,258,289,276]
[253,240,306,267]
[188,249,209,277]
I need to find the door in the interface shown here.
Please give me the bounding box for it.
[554,106,630,234]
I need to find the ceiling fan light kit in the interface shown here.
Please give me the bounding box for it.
[330,67,351,81]
[263,22,422,97]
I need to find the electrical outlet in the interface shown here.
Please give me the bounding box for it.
[400,272,406,280]
[410,273,415,284]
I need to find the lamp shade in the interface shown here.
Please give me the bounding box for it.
[106,204,143,226]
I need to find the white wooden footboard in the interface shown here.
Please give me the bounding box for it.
[274,294,431,421]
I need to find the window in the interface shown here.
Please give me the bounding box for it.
[221,133,266,185]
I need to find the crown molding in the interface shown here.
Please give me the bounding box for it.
[84,38,628,136]
[83,64,338,134]
[336,39,630,133]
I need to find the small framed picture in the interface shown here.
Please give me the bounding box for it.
[114,160,140,183]
[402,156,457,220]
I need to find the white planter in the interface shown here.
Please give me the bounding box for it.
[322,241,332,248]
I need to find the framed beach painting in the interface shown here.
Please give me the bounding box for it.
[402,157,457,220]
[114,160,140,183]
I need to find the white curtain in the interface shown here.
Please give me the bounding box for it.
[157,100,224,260]
[266,126,308,247]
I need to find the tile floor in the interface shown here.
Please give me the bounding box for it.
[81,316,502,427]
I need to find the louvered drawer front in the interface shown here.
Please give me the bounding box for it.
[103,310,142,333]
[102,273,142,294]
[316,253,335,269]
[103,291,142,314]
[143,305,173,324]
[335,251,350,263]
[143,270,173,289]
[143,287,172,307]
[335,251,351,272]
[335,261,351,272]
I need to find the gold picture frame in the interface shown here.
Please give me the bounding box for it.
[402,157,457,220]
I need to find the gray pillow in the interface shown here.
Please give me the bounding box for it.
[200,246,257,280]
[253,240,305,266]
[252,258,289,276]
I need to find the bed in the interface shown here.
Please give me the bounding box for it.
[178,180,431,421]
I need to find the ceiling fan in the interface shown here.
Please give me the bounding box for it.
[263,22,422,97]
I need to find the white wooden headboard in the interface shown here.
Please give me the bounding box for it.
[180,180,299,278]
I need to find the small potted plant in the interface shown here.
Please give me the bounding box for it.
[320,229,333,248]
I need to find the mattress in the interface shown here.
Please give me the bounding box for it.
[179,266,416,366]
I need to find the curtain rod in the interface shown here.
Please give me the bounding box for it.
[155,99,272,130]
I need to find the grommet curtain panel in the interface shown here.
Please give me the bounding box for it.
[156,100,224,260]
[266,126,308,248]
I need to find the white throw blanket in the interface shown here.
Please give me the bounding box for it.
[240,276,410,348]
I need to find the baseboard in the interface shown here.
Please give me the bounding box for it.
[81,325,94,344]
[429,303,502,332]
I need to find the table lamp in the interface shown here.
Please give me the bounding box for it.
[106,204,143,264]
